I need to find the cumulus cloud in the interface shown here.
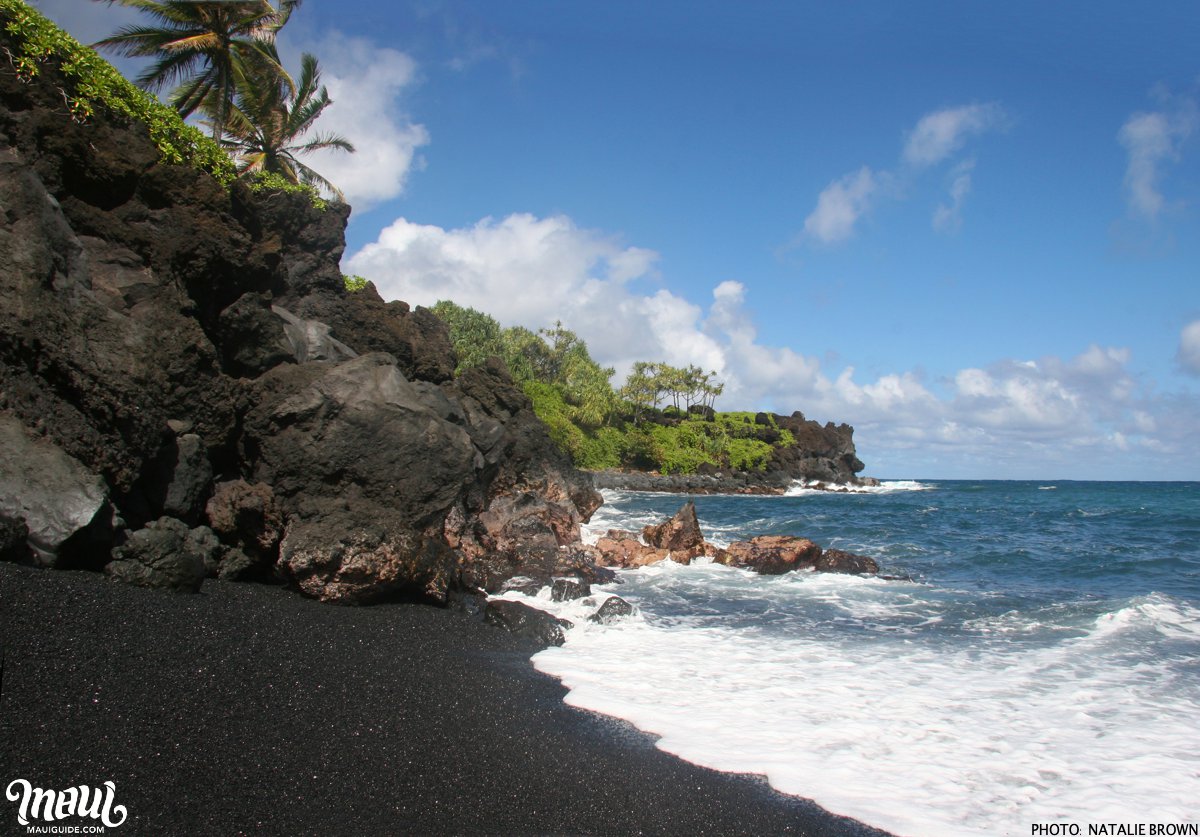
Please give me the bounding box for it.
[802,166,879,244]
[1179,320,1200,376]
[1118,95,1197,220]
[346,211,1199,477]
[288,33,430,208]
[902,103,1005,168]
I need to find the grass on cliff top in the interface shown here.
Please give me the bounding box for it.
[0,0,326,208]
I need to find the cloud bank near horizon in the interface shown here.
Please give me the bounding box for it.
[346,211,1197,478]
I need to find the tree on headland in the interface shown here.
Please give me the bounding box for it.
[94,1,300,140]
[218,52,354,199]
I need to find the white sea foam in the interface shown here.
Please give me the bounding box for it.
[527,569,1200,837]
[784,479,935,496]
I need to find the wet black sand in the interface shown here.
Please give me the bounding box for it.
[1,563,892,835]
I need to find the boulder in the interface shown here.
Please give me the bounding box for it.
[271,304,358,364]
[594,534,668,568]
[816,548,880,575]
[277,511,462,605]
[161,433,213,524]
[205,479,284,575]
[215,292,293,377]
[551,578,592,602]
[0,514,29,563]
[104,517,214,592]
[642,501,706,562]
[714,535,823,575]
[589,595,636,624]
[483,600,572,647]
[0,414,111,567]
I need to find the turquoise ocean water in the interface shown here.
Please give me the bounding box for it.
[520,480,1200,836]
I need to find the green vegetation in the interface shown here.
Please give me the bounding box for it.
[0,1,349,201]
[94,0,352,197]
[342,273,369,293]
[219,51,354,199]
[0,0,236,183]
[431,300,796,474]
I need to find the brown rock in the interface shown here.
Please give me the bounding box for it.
[594,535,669,568]
[715,535,823,575]
[642,501,705,556]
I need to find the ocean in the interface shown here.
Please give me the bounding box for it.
[502,480,1200,837]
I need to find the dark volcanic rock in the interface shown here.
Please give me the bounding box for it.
[0,513,29,563]
[816,548,880,575]
[715,536,823,575]
[204,479,283,578]
[589,595,636,624]
[278,513,462,605]
[0,414,112,567]
[0,26,606,605]
[104,517,213,592]
[551,578,592,602]
[484,599,572,647]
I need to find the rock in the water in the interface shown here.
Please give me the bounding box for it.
[551,577,592,602]
[642,501,706,563]
[589,595,635,624]
[816,548,879,575]
[594,534,668,568]
[104,517,213,592]
[0,415,111,567]
[715,535,822,575]
[484,600,572,647]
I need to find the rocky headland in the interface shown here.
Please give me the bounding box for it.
[0,30,602,606]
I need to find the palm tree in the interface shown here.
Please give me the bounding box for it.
[219,52,354,200]
[94,0,300,138]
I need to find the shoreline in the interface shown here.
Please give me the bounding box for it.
[590,469,880,496]
[1,563,892,836]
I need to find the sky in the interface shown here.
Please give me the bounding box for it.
[37,0,1200,480]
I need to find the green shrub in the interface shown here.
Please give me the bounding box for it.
[342,273,369,293]
[0,0,236,183]
[727,438,773,471]
[249,171,328,209]
[574,426,623,470]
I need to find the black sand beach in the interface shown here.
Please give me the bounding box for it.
[1,564,891,836]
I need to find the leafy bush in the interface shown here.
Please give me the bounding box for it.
[249,171,328,209]
[342,273,369,293]
[0,0,236,183]
[727,438,773,471]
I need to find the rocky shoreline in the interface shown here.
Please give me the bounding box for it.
[591,468,881,495]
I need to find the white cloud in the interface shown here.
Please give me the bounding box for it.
[802,166,878,244]
[1118,96,1197,220]
[346,210,1200,478]
[288,33,430,208]
[902,103,1005,168]
[800,104,1004,246]
[932,159,975,234]
[1178,320,1200,376]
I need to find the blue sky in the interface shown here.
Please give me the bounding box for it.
[40,1,1200,480]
